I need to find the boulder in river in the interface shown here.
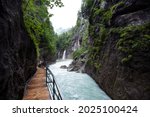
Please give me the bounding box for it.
[68,52,87,73]
[60,65,68,69]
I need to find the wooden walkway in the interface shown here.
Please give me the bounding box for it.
[23,67,51,100]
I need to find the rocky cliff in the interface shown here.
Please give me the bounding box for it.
[0,0,37,99]
[67,11,90,72]
[85,0,150,99]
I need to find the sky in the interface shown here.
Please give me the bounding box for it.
[49,0,82,34]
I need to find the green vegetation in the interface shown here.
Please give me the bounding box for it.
[108,23,150,64]
[116,23,150,63]
[85,0,150,68]
[81,0,93,18]
[56,31,72,52]
[87,24,108,70]
[56,11,89,59]
[92,1,124,24]
[22,0,149,67]
[22,0,63,60]
[73,48,87,59]
[83,0,93,8]
[72,16,89,59]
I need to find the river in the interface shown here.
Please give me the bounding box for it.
[49,59,111,100]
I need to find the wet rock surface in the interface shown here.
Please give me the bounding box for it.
[0,0,37,99]
[85,0,150,99]
[68,52,88,73]
[60,65,68,69]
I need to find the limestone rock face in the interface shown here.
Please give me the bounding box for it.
[0,0,37,99]
[68,52,88,73]
[85,0,150,99]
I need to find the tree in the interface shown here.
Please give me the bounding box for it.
[22,0,63,63]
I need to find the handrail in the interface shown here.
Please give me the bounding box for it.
[46,66,62,100]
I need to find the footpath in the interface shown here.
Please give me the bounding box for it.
[23,68,51,100]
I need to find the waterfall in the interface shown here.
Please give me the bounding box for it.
[72,39,80,52]
[77,38,80,48]
[62,50,66,60]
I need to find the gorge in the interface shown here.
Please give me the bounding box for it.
[49,59,110,100]
[0,0,150,100]
[59,0,150,99]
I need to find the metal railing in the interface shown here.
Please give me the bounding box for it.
[46,66,62,100]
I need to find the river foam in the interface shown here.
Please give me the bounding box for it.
[49,59,111,100]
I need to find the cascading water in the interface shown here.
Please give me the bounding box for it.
[62,50,66,60]
[77,38,80,48]
[49,59,111,100]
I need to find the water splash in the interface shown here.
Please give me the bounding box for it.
[49,59,111,100]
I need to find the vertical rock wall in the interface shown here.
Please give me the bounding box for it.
[85,0,150,99]
[0,0,37,99]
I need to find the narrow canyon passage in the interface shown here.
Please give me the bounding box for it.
[0,0,149,100]
[49,60,111,100]
[23,68,50,100]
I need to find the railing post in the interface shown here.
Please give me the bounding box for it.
[53,78,55,99]
[46,67,47,84]
[46,66,62,100]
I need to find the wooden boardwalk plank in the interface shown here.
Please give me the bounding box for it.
[23,68,51,100]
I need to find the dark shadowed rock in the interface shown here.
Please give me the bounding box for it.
[0,0,37,99]
[68,52,87,73]
[60,65,68,69]
[85,0,150,99]
[113,8,150,27]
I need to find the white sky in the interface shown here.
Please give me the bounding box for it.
[49,0,82,33]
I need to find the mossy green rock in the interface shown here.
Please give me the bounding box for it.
[85,0,150,99]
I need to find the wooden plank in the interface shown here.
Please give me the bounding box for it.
[23,68,51,100]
